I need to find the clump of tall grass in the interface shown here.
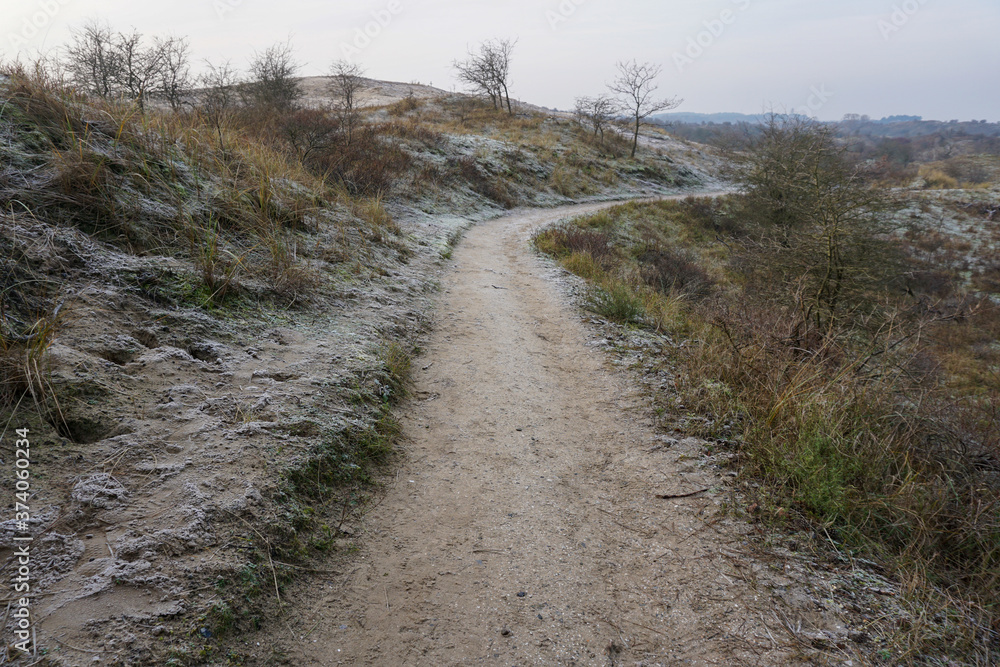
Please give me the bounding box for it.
[0,63,346,304]
[585,281,645,324]
[537,197,1000,663]
[0,318,56,409]
[919,166,960,190]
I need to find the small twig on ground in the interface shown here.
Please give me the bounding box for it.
[677,516,724,544]
[656,488,709,499]
[174,583,218,597]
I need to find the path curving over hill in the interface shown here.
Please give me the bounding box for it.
[271,200,836,666]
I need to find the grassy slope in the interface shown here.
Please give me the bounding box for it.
[533,192,1000,665]
[0,67,708,665]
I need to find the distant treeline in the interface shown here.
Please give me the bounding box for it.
[661,117,1000,162]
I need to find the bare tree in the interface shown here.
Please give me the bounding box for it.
[154,35,191,110]
[63,21,188,111]
[608,60,681,157]
[453,38,516,114]
[574,94,621,142]
[198,59,242,146]
[329,59,367,145]
[64,20,121,99]
[244,40,301,110]
[115,28,165,109]
[730,114,891,336]
[454,54,498,110]
[486,38,515,115]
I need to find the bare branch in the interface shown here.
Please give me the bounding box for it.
[62,21,190,111]
[608,59,682,157]
[329,59,367,144]
[574,94,622,142]
[197,59,242,146]
[153,35,191,110]
[244,39,302,110]
[453,38,516,114]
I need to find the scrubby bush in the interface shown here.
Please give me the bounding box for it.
[920,167,960,189]
[450,156,518,208]
[242,40,302,111]
[730,115,897,341]
[534,227,614,265]
[587,282,644,323]
[536,183,1000,661]
[387,94,422,116]
[636,246,712,297]
[307,125,410,196]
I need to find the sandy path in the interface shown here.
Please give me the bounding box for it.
[280,201,803,666]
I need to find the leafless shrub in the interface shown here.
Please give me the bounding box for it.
[574,94,621,143]
[63,20,190,110]
[453,38,516,114]
[308,125,410,196]
[607,60,682,157]
[197,59,243,145]
[281,108,340,162]
[154,35,192,110]
[636,246,713,297]
[242,40,302,111]
[728,114,896,342]
[539,227,616,266]
[328,60,367,145]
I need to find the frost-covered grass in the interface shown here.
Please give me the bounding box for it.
[376,95,707,217]
[537,194,1000,665]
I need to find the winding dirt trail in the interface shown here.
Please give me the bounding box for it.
[277,201,815,666]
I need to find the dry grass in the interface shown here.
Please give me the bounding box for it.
[0,63,420,306]
[386,95,423,117]
[919,166,960,190]
[536,197,1000,664]
[0,316,57,410]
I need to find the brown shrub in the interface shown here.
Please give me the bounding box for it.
[386,95,422,116]
[540,227,615,267]
[636,246,713,297]
[451,156,518,208]
[280,108,340,162]
[306,126,411,196]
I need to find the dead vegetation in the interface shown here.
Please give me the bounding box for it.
[535,119,1000,665]
[0,45,712,663]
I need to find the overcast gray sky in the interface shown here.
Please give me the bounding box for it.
[4,0,999,121]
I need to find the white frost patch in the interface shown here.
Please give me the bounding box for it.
[72,473,129,508]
